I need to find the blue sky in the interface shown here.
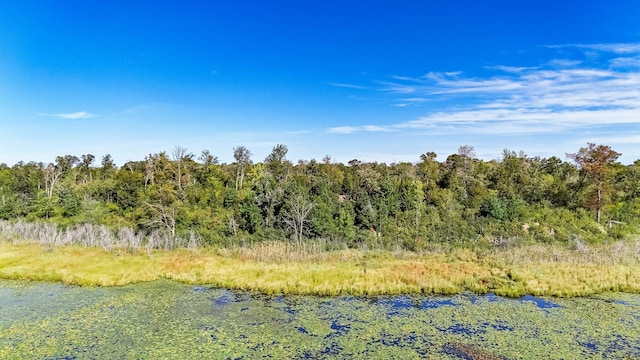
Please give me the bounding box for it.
[1,1,640,165]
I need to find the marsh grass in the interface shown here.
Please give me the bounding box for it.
[483,239,640,297]
[1,220,639,297]
[0,239,638,297]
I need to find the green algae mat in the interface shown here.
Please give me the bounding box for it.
[0,279,638,359]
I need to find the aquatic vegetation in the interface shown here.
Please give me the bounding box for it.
[0,279,638,359]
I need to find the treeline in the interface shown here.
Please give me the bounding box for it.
[0,143,638,250]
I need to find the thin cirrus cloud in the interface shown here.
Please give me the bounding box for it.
[584,134,640,144]
[38,111,97,120]
[328,82,372,90]
[557,43,640,54]
[326,125,396,134]
[609,57,640,68]
[325,43,640,139]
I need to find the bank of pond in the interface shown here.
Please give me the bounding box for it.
[0,279,638,359]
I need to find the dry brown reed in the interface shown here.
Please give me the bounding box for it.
[0,220,201,251]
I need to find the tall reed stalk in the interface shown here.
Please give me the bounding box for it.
[0,220,201,251]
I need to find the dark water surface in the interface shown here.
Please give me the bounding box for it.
[0,279,638,359]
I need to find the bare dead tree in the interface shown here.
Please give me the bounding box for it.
[171,146,193,191]
[144,155,155,188]
[282,193,315,246]
[199,149,219,166]
[144,201,177,239]
[233,146,252,191]
[43,163,62,199]
[456,144,476,190]
[322,154,332,165]
[79,154,95,183]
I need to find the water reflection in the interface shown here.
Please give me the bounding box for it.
[520,294,562,309]
[421,298,457,309]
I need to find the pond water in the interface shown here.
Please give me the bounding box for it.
[0,279,639,359]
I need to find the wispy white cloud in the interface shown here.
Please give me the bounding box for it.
[326,43,640,139]
[392,97,429,107]
[329,82,370,90]
[390,75,419,81]
[485,65,534,74]
[582,134,640,144]
[401,97,429,103]
[609,57,640,68]
[375,80,417,94]
[568,43,640,54]
[362,125,394,132]
[39,111,97,119]
[326,125,396,134]
[327,126,359,134]
[548,59,583,68]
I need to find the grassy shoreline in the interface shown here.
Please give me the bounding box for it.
[1,241,639,297]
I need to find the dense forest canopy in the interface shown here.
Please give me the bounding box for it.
[1,143,638,250]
